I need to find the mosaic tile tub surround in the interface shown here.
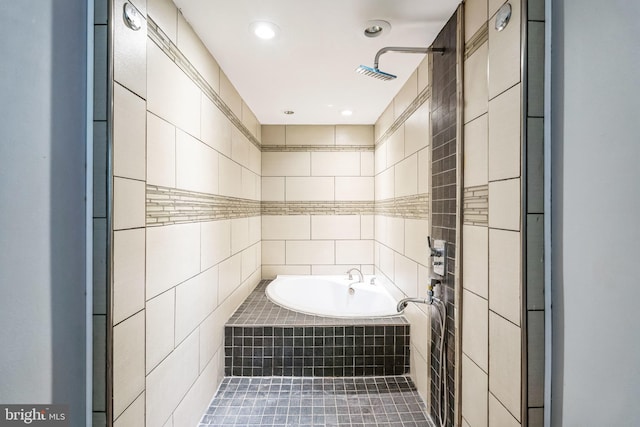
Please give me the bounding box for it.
[225,281,410,377]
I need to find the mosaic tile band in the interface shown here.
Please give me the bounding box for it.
[147,18,262,150]
[463,184,489,226]
[464,22,489,60]
[261,145,374,152]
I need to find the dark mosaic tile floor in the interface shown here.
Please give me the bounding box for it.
[199,376,434,427]
[227,281,408,326]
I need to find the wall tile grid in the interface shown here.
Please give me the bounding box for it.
[372,44,434,408]
[260,124,376,278]
[429,10,459,427]
[110,0,262,425]
[461,0,544,426]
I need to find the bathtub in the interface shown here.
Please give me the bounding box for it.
[266,275,399,318]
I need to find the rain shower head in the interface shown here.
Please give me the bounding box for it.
[356,46,445,81]
[355,65,397,81]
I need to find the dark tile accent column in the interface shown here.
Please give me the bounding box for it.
[430,9,458,427]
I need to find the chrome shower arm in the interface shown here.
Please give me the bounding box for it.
[373,46,445,69]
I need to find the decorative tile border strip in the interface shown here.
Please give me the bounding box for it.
[147,18,262,150]
[261,201,375,216]
[464,22,489,60]
[375,86,431,147]
[375,194,430,219]
[261,145,374,152]
[463,184,489,225]
[146,185,260,226]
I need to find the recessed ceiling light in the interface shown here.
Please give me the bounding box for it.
[250,21,279,40]
[341,110,353,116]
[283,110,295,115]
[363,20,391,38]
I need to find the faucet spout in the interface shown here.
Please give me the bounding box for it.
[346,267,364,283]
[396,297,428,312]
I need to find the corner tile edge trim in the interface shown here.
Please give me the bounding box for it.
[147,17,262,150]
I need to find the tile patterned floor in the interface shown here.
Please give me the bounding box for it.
[199,376,434,427]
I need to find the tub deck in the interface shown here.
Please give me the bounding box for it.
[225,280,410,377]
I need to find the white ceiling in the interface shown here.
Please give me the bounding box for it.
[172,0,460,125]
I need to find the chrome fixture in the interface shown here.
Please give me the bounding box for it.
[123,3,142,31]
[346,267,364,283]
[396,277,442,312]
[428,237,447,277]
[363,20,391,38]
[495,3,512,32]
[356,46,446,81]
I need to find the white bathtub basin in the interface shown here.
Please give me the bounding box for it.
[265,275,399,318]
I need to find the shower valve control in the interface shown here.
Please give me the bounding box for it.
[428,237,447,277]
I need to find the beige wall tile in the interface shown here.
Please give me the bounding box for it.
[286,177,334,201]
[335,177,374,201]
[248,144,261,176]
[405,103,430,157]
[489,0,508,18]
[375,103,394,141]
[361,215,374,239]
[241,103,259,139]
[387,217,405,254]
[464,42,489,123]
[175,129,218,194]
[113,391,144,427]
[410,343,430,406]
[417,56,429,93]
[113,177,145,230]
[248,216,261,245]
[489,312,522,421]
[466,0,488,42]
[262,177,285,201]
[286,125,335,146]
[146,223,201,299]
[231,127,250,168]
[375,168,395,200]
[462,354,489,427]
[378,243,395,280]
[262,241,285,265]
[219,155,242,198]
[219,71,242,119]
[218,253,242,302]
[464,115,489,187]
[262,265,311,279]
[176,12,219,92]
[488,0,522,98]
[463,225,489,298]
[336,125,374,146]
[361,152,374,176]
[394,71,418,119]
[418,147,430,194]
[262,152,310,177]
[200,95,231,157]
[488,178,521,231]
[489,228,521,325]
[172,356,219,427]
[312,215,361,240]
[113,83,145,180]
[312,265,364,276]
[261,125,285,145]
[386,126,405,167]
[146,289,175,373]
[114,0,146,98]
[201,220,230,269]
[489,393,521,427]
[241,168,259,200]
[175,267,217,344]
[374,142,387,175]
[262,215,310,240]
[394,253,418,297]
[231,217,249,254]
[286,241,334,265]
[335,240,374,265]
[113,229,145,325]
[146,330,199,427]
[311,152,361,176]
[148,0,177,42]
[199,307,226,371]
[404,219,429,266]
[113,312,145,418]
[395,154,418,198]
[147,112,176,187]
[489,84,521,181]
[463,289,489,372]
[242,244,259,281]
[404,304,429,360]
[147,40,201,138]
